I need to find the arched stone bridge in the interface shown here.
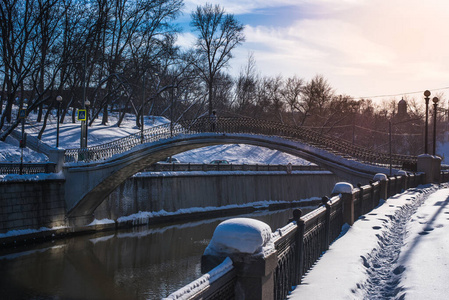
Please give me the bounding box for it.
[63,117,417,224]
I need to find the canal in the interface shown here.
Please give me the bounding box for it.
[0,207,314,299]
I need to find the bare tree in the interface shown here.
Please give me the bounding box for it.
[300,74,334,125]
[281,75,304,125]
[190,3,245,115]
[234,52,258,113]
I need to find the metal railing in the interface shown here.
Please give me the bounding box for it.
[168,172,429,300]
[143,163,323,173]
[63,118,418,169]
[0,162,56,175]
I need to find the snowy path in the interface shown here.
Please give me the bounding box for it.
[289,184,449,300]
[357,191,425,299]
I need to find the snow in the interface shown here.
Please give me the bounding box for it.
[0,171,65,181]
[0,226,66,238]
[289,184,449,300]
[373,173,388,181]
[203,218,274,256]
[88,218,115,226]
[331,182,354,194]
[163,257,234,300]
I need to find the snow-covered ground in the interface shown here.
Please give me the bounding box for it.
[0,110,312,165]
[289,183,449,300]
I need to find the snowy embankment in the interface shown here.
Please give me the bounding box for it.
[289,184,449,300]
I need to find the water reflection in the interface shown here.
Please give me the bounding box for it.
[0,207,314,299]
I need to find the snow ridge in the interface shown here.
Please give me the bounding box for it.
[354,187,434,299]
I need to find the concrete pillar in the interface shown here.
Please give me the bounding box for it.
[201,218,277,300]
[48,149,65,173]
[233,252,277,300]
[373,173,388,200]
[397,170,408,191]
[331,182,355,226]
[433,156,442,183]
[417,154,435,184]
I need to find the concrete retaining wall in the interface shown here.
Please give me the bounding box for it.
[0,171,339,234]
[94,171,340,220]
[0,180,66,233]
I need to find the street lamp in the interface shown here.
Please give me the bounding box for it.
[424,90,431,154]
[433,97,439,155]
[56,95,63,148]
[85,99,90,148]
[141,73,145,144]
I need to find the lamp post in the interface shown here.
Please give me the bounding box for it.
[56,95,62,148]
[424,90,431,153]
[141,73,145,144]
[433,97,439,155]
[85,99,90,148]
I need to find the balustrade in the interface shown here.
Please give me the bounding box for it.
[166,172,431,300]
[62,118,417,168]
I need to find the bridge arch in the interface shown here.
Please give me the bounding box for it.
[63,132,393,224]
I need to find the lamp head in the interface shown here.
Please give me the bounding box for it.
[424,90,431,97]
[56,95,62,102]
[433,97,439,104]
[85,99,91,107]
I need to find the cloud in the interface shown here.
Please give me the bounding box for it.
[182,0,449,98]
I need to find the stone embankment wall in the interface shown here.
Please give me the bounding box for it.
[0,171,339,234]
[0,180,66,233]
[94,171,340,220]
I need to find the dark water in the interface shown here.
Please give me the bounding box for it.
[0,208,313,300]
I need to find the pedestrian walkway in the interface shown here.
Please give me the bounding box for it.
[289,184,449,300]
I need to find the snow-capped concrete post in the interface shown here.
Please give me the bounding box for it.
[331,182,355,226]
[418,154,435,184]
[433,156,442,183]
[373,173,388,200]
[397,170,408,191]
[48,149,65,173]
[201,218,277,300]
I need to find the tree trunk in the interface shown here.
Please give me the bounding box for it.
[101,103,108,125]
[208,79,213,115]
[38,103,54,140]
[37,104,43,122]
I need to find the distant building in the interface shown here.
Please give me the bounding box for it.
[396,98,408,119]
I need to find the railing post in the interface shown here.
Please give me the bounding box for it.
[290,208,303,285]
[322,196,331,250]
[48,149,65,173]
[417,154,435,184]
[373,173,388,200]
[369,180,375,211]
[201,218,277,300]
[331,182,355,226]
[296,217,305,283]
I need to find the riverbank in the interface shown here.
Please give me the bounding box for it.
[0,197,320,248]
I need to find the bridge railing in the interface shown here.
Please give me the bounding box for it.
[144,163,323,172]
[63,117,418,169]
[165,172,428,300]
[0,162,56,175]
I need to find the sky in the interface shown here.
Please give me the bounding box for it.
[179,0,449,102]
